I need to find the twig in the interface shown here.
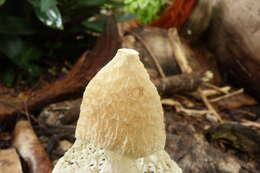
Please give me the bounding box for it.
[161,98,209,117]
[241,120,260,129]
[128,30,166,78]
[191,87,231,99]
[210,88,244,103]
[168,28,192,74]
[199,88,223,123]
[203,87,230,97]
[161,98,181,107]
[179,107,209,117]
[203,83,230,94]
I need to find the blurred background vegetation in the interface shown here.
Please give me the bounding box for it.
[0,0,166,86]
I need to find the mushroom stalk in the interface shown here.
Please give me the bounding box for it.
[53,48,182,173]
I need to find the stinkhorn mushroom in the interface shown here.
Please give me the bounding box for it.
[53,48,182,173]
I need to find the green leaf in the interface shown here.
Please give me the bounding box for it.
[107,1,124,8]
[19,62,41,77]
[0,68,15,86]
[78,0,108,7]
[82,15,107,32]
[0,0,5,6]
[0,16,35,35]
[0,35,23,58]
[29,0,63,29]
[0,35,42,76]
[34,6,63,29]
[14,45,42,76]
[40,0,57,11]
[116,13,137,22]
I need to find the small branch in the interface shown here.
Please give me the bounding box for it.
[13,120,53,173]
[210,89,244,103]
[203,83,230,94]
[168,28,192,74]
[153,72,205,94]
[129,30,166,78]
[161,98,181,107]
[161,98,209,117]
[203,87,231,97]
[199,88,223,123]
[241,120,260,129]
[191,86,231,99]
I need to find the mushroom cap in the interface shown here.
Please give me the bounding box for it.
[76,48,166,158]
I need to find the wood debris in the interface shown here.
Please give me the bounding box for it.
[13,120,53,173]
[0,149,23,173]
[168,28,192,74]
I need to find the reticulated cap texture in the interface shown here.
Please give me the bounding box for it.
[76,48,166,158]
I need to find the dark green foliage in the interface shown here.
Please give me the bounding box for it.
[0,35,41,75]
[0,67,15,87]
[82,15,108,32]
[0,16,36,35]
[0,0,161,86]
[77,0,108,7]
[0,0,126,86]
[0,0,5,6]
[29,0,63,29]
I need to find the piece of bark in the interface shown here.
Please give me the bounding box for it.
[13,120,53,173]
[0,17,121,123]
[0,148,23,173]
[153,72,205,94]
[208,0,260,98]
